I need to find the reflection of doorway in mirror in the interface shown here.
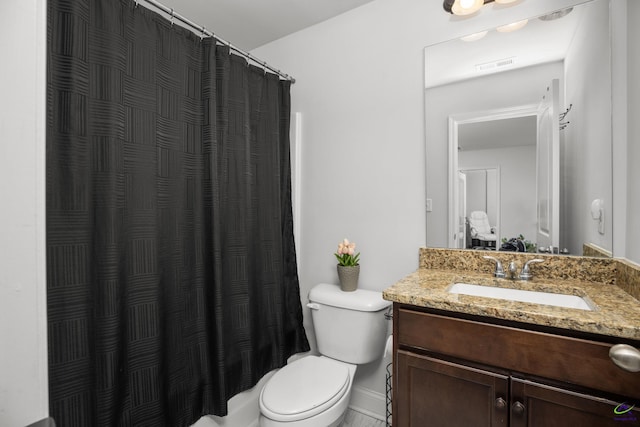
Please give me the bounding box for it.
[460,168,500,249]
[449,106,539,251]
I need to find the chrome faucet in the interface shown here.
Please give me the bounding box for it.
[519,259,545,280]
[483,256,505,278]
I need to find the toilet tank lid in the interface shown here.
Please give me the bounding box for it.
[309,283,391,312]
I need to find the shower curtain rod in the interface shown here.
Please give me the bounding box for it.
[135,0,296,83]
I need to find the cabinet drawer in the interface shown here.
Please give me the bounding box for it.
[397,308,640,399]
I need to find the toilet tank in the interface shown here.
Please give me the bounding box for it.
[308,283,391,364]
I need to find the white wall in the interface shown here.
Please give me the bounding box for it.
[0,0,48,426]
[463,170,490,219]
[563,0,612,255]
[252,0,591,416]
[626,1,640,263]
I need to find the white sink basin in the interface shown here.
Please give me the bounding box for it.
[447,283,595,311]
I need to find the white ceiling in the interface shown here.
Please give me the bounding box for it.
[141,0,378,51]
[144,0,589,80]
[425,4,583,88]
[143,0,581,153]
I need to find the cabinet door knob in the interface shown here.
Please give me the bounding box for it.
[512,401,526,416]
[609,344,640,372]
[495,397,507,409]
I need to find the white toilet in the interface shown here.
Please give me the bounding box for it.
[259,283,391,427]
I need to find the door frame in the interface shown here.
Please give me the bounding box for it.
[448,104,539,249]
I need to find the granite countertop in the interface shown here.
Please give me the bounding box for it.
[383,268,640,340]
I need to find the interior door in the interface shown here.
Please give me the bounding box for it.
[536,79,560,250]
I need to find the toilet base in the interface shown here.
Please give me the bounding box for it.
[258,357,356,427]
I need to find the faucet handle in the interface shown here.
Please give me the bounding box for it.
[519,258,544,280]
[483,255,505,278]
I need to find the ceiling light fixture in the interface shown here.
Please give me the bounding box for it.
[496,19,528,33]
[450,0,484,16]
[443,0,520,16]
[538,7,574,22]
[460,30,489,42]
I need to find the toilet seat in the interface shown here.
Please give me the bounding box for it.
[260,356,350,422]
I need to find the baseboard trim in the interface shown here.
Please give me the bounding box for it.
[348,385,387,422]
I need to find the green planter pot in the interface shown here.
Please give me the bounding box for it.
[337,264,360,292]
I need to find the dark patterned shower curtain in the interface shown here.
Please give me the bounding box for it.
[46,0,309,425]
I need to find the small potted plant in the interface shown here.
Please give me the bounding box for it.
[500,234,537,253]
[335,238,360,292]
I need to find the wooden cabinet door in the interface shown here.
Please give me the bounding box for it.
[510,378,640,427]
[396,350,509,427]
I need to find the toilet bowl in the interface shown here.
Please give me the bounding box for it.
[258,283,391,427]
[258,355,356,427]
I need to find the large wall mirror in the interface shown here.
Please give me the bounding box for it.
[425,0,613,257]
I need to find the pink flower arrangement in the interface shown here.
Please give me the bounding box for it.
[334,238,360,266]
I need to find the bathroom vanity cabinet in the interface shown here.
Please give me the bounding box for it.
[392,304,640,427]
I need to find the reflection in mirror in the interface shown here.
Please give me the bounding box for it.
[459,117,534,250]
[424,0,613,257]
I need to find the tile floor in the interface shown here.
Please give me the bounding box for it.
[339,408,387,427]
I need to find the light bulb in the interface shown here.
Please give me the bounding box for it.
[451,0,484,16]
